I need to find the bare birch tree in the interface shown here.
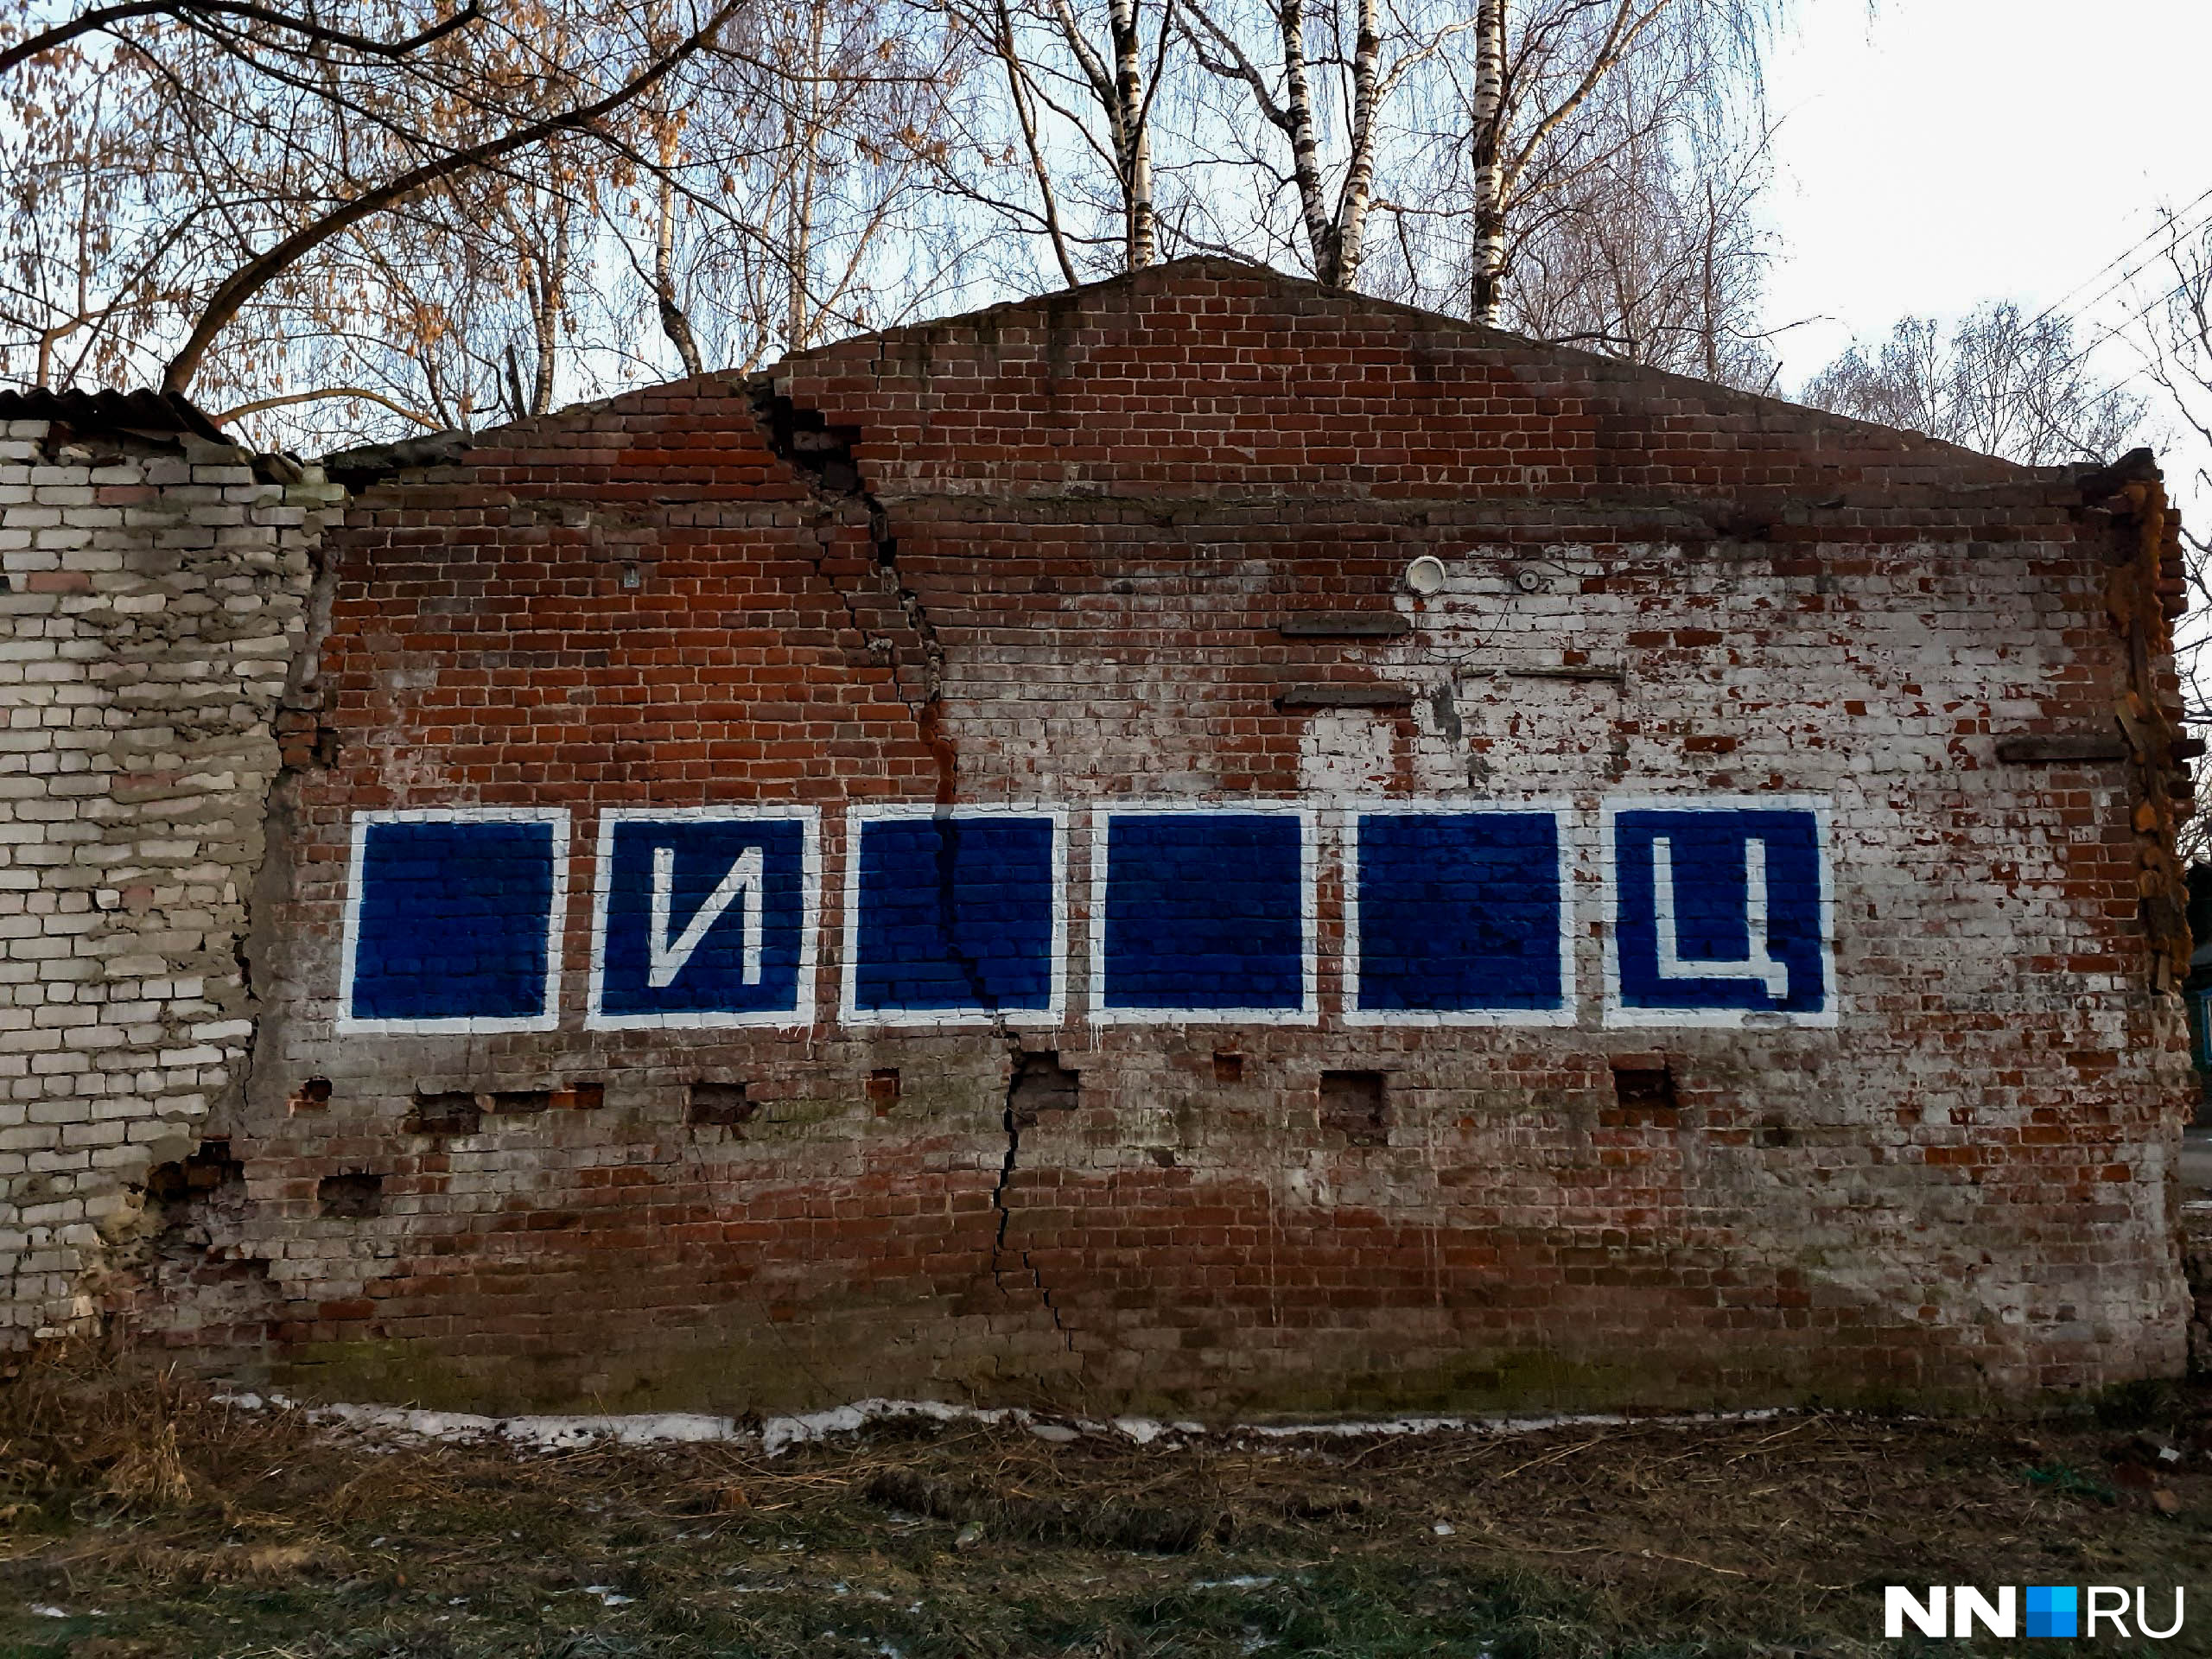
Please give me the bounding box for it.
[1173,0,1472,288]
[1452,0,1777,327]
[1803,303,2144,466]
[938,0,1176,276]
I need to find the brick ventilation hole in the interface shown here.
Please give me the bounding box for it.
[688,1080,756,1128]
[317,1173,384,1219]
[1319,1071,1389,1147]
[1212,1051,1245,1084]
[288,1077,333,1113]
[405,1090,481,1136]
[1008,1052,1080,1128]
[488,1090,550,1115]
[1609,1058,1676,1108]
[1608,1058,1680,1127]
[867,1070,901,1113]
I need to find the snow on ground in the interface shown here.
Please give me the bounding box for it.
[211,1390,1798,1456]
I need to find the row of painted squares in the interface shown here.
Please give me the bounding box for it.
[337,799,1834,1033]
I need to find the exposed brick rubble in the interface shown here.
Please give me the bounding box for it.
[0,394,340,1342]
[0,261,2200,1418]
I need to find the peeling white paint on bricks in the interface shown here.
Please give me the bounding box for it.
[0,423,340,1343]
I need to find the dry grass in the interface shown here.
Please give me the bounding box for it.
[0,1355,2206,1657]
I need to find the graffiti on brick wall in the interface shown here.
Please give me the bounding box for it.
[336,798,1833,1032]
[1344,805,1573,1027]
[339,809,569,1033]
[1091,806,1317,1023]
[842,805,1066,1027]
[588,808,819,1029]
[1602,798,1833,1027]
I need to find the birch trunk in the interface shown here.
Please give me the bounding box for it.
[1328,0,1382,289]
[1107,0,1154,268]
[1469,0,1506,326]
[654,172,703,378]
[1275,0,1334,281]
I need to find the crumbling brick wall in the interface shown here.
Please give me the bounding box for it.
[39,263,2203,1416]
[0,397,339,1344]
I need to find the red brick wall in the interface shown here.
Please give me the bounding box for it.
[136,261,2196,1415]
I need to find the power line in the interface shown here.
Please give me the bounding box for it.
[2024,181,2212,333]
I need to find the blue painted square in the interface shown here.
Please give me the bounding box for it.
[1354,811,1564,1014]
[598,817,810,1020]
[851,814,1058,1015]
[2024,1585,2078,1638]
[1613,807,1827,1017]
[348,817,557,1023]
[1101,812,1306,1014]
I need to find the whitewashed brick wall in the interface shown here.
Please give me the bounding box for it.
[0,417,337,1342]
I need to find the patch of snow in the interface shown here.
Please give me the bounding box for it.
[1193,1575,1278,1590]
[211,1389,1797,1458]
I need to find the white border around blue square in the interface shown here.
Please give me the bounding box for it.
[585,805,822,1031]
[1342,798,1578,1027]
[336,806,570,1035]
[1087,801,1320,1027]
[1600,793,1837,1029]
[839,803,1069,1029]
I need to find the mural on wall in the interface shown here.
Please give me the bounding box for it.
[336,799,1834,1031]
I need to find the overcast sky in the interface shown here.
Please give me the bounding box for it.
[1762,0,2212,401]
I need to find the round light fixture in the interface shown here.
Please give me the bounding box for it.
[1405,555,1447,596]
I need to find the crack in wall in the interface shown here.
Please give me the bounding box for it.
[933,815,1000,1015]
[990,1052,1077,1352]
[747,384,956,800]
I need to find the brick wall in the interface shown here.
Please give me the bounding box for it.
[59,262,2205,1415]
[0,405,339,1344]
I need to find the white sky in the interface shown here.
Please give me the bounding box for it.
[1762,0,2212,406]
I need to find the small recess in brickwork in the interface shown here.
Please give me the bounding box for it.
[1212,1051,1244,1084]
[405,1090,482,1136]
[1757,1112,1795,1148]
[1608,1057,1679,1126]
[1007,1052,1079,1127]
[288,1077,333,1114]
[866,1070,901,1113]
[1277,613,1413,639]
[317,1173,384,1219]
[1319,1071,1389,1147]
[689,1080,756,1128]
[144,1141,245,1208]
[560,1082,606,1111]
[488,1090,550,1115]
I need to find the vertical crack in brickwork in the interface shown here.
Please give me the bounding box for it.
[990,1052,1077,1351]
[933,815,1000,1014]
[747,384,955,799]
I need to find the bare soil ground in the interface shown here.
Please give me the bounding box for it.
[0,1362,2206,1658]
